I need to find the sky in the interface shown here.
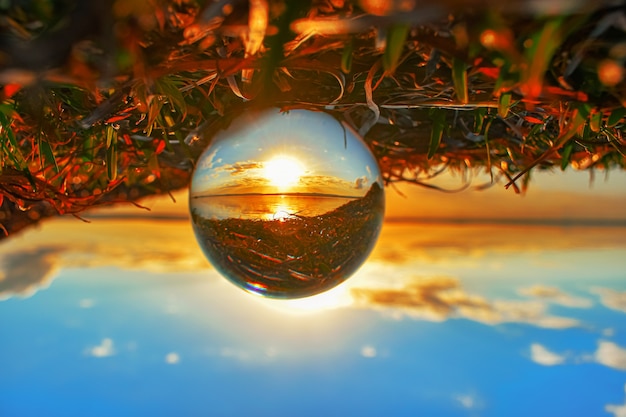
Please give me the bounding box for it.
[1,164,626,416]
[191,108,382,197]
[1,217,626,417]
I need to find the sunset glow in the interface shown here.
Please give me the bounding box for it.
[262,156,305,189]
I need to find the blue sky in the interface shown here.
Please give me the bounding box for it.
[2,219,626,417]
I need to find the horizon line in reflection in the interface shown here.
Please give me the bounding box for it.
[76,213,626,227]
[385,217,626,227]
[191,192,360,199]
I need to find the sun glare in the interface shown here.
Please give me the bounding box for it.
[263,156,305,189]
[260,286,354,315]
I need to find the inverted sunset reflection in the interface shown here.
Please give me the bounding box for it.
[189,108,385,298]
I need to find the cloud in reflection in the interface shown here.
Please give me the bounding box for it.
[605,384,626,417]
[360,345,377,358]
[595,340,626,371]
[217,346,278,363]
[0,220,209,301]
[0,246,64,300]
[165,352,180,364]
[87,338,115,358]
[79,298,95,309]
[519,285,592,308]
[592,288,626,313]
[351,276,580,329]
[456,394,478,410]
[530,343,566,366]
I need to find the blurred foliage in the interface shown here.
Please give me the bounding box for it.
[0,0,625,236]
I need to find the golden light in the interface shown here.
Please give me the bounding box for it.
[262,156,305,189]
[262,286,354,315]
[598,59,624,87]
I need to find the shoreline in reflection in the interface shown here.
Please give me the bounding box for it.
[192,193,358,220]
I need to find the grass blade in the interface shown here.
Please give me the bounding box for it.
[560,140,574,170]
[498,93,512,118]
[106,126,118,181]
[428,109,446,159]
[341,38,353,74]
[39,140,59,173]
[383,24,409,74]
[452,58,468,104]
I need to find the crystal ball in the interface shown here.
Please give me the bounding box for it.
[189,108,385,299]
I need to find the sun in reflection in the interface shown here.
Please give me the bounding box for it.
[266,204,296,221]
[262,156,305,190]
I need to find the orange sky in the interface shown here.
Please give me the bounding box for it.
[98,169,626,222]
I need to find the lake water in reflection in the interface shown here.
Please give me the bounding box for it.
[192,194,357,220]
[1,219,625,417]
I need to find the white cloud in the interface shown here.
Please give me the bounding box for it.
[604,328,616,337]
[0,247,63,300]
[361,345,377,358]
[88,338,115,358]
[351,276,581,330]
[595,340,626,371]
[0,220,210,301]
[592,288,626,313]
[530,343,566,366]
[165,352,180,364]
[519,285,592,308]
[606,384,626,417]
[456,394,475,409]
[79,298,95,309]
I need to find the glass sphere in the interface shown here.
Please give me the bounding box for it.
[189,108,385,299]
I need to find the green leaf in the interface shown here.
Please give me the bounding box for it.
[575,103,591,121]
[589,111,602,132]
[474,107,487,132]
[0,111,27,170]
[105,126,118,181]
[156,77,187,117]
[557,105,588,147]
[560,140,574,170]
[82,134,95,162]
[22,168,37,191]
[498,93,512,118]
[383,24,409,74]
[107,139,117,181]
[452,58,468,104]
[106,125,116,148]
[428,109,446,159]
[608,107,626,127]
[39,140,59,173]
[341,38,353,74]
[521,17,566,99]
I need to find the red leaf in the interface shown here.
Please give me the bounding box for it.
[2,84,21,98]
[476,67,500,79]
[155,140,166,154]
[105,113,131,123]
[524,116,544,124]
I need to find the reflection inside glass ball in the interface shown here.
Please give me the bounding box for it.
[189,108,385,299]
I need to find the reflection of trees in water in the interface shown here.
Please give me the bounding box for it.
[191,183,385,298]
